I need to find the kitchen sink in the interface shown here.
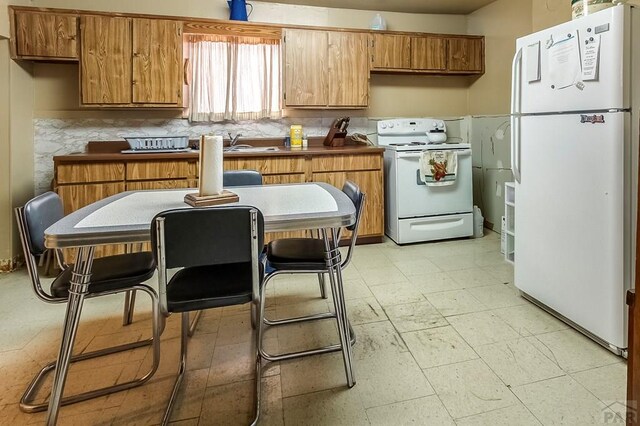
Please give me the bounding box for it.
[224,145,280,153]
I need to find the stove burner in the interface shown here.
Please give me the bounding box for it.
[390,142,428,147]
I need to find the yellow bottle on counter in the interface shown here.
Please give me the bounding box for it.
[290,125,303,149]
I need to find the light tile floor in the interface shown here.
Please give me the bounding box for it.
[0,230,627,425]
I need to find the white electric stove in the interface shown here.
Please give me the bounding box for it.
[378,118,474,244]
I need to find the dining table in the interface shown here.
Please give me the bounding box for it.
[43,182,357,425]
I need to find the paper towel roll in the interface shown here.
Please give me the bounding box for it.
[199,135,224,196]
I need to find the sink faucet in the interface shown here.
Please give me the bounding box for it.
[228,132,242,147]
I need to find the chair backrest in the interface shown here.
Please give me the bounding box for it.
[343,181,364,233]
[223,170,263,187]
[152,206,265,315]
[20,192,64,256]
[341,180,366,268]
[14,192,65,303]
[152,206,264,270]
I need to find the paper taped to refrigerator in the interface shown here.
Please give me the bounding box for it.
[548,31,582,89]
[526,42,541,83]
[581,34,601,81]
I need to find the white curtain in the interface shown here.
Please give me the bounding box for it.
[186,34,281,122]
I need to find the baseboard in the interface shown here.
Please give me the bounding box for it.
[0,256,22,273]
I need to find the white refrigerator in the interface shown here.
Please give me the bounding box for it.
[512,4,639,354]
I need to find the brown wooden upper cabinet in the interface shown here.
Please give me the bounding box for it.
[13,11,78,60]
[283,29,328,107]
[370,34,410,70]
[448,37,484,73]
[80,16,132,105]
[327,31,369,107]
[410,36,447,71]
[132,19,183,104]
[283,29,369,108]
[370,32,484,75]
[80,16,183,107]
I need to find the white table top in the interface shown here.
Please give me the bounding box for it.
[45,183,356,249]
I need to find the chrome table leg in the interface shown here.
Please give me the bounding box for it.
[330,228,355,387]
[46,245,95,425]
[322,229,355,388]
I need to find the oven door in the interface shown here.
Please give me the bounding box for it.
[395,148,473,218]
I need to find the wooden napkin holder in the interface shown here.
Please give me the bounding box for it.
[323,128,347,147]
[184,191,239,207]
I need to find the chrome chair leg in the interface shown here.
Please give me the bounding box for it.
[122,290,137,326]
[44,249,53,276]
[318,273,328,299]
[187,310,203,337]
[22,283,162,414]
[46,246,94,426]
[258,271,356,363]
[250,298,263,426]
[162,312,189,426]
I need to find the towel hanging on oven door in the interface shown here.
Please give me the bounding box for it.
[419,150,458,186]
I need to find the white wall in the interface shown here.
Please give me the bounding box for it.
[467,0,533,115]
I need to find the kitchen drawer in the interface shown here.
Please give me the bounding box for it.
[126,179,190,191]
[57,162,125,184]
[224,157,305,175]
[262,173,306,185]
[126,160,190,180]
[57,182,125,215]
[311,154,382,172]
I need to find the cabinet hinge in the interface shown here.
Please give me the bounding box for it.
[283,35,286,43]
[283,92,286,101]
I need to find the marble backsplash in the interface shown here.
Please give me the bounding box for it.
[34,117,374,194]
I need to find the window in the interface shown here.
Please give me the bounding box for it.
[185,34,282,122]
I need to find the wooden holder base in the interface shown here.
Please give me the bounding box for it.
[323,129,347,147]
[184,190,239,207]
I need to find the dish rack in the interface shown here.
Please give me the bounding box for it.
[123,136,190,152]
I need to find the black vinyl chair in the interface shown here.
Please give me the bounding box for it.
[14,192,161,413]
[152,206,264,425]
[257,181,365,377]
[184,169,264,337]
[223,169,263,186]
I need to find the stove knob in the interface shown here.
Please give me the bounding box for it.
[380,123,387,129]
[437,121,445,129]
[388,123,394,129]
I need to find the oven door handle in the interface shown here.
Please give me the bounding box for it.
[397,149,471,159]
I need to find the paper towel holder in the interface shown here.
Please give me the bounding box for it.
[184,135,239,207]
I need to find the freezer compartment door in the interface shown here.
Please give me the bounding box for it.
[515,5,628,114]
[515,112,627,349]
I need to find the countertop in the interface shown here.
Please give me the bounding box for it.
[53,141,384,163]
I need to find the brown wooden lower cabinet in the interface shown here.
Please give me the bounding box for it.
[312,170,384,238]
[57,182,125,215]
[126,179,190,191]
[54,149,384,259]
[56,182,127,261]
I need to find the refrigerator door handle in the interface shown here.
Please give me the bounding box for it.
[511,48,523,183]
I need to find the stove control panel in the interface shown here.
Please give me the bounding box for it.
[377,118,446,136]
